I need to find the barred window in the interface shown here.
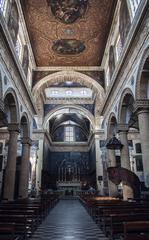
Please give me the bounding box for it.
[65,126,74,142]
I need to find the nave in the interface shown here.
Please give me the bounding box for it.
[31,200,108,240]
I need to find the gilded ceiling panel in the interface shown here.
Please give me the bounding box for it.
[21,0,116,66]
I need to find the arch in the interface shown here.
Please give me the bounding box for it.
[20,112,30,138]
[4,88,20,123]
[118,88,135,123]
[32,71,104,97]
[135,46,149,99]
[43,105,95,130]
[107,112,118,138]
[32,71,105,115]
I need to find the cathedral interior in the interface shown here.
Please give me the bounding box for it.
[0,0,149,239]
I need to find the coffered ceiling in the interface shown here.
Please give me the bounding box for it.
[21,0,116,67]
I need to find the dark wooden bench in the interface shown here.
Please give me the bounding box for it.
[0,224,24,240]
[0,195,59,239]
[123,221,149,240]
[106,213,149,239]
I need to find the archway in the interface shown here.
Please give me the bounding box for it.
[135,49,149,188]
[118,89,138,199]
[32,71,105,127]
[2,89,20,200]
[43,105,95,132]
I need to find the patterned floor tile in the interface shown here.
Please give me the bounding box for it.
[31,200,108,240]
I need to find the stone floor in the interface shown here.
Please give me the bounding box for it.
[31,200,108,240]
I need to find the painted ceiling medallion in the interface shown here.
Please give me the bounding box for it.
[52,39,85,55]
[48,0,88,24]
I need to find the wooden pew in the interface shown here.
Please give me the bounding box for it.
[106,213,149,239]
[123,221,149,240]
[0,194,59,239]
[0,224,24,240]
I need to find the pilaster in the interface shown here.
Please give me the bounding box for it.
[3,123,20,201]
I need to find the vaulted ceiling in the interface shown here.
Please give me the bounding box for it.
[21,0,116,67]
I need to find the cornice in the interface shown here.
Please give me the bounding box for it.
[34,66,103,72]
[134,99,149,113]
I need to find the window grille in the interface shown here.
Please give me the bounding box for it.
[65,126,74,142]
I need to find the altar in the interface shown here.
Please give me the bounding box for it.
[57,181,81,196]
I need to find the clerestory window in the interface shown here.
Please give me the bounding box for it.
[65,126,74,142]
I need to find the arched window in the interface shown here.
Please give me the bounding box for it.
[135,143,142,154]
[119,0,131,47]
[8,1,19,45]
[108,45,115,79]
[22,45,29,77]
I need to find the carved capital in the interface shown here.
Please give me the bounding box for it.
[21,137,32,146]
[117,123,129,133]
[8,123,20,133]
[134,99,149,114]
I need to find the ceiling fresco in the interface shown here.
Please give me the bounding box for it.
[21,0,116,66]
[47,0,88,24]
[52,39,85,54]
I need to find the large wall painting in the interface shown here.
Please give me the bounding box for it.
[48,0,88,24]
[52,39,85,54]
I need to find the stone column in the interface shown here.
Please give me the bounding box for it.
[3,123,20,201]
[95,132,103,195]
[19,137,32,199]
[135,100,149,187]
[117,124,134,200]
[107,149,118,197]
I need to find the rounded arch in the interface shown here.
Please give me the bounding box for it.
[32,71,105,117]
[135,46,149,99]
[4,88,20,123]
[20,112,30,138]
[43,105,95,130]
[118,88,135,123]
[107,112,118,138]
[32,71,104,97]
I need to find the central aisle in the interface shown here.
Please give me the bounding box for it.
[31,200,108,240]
